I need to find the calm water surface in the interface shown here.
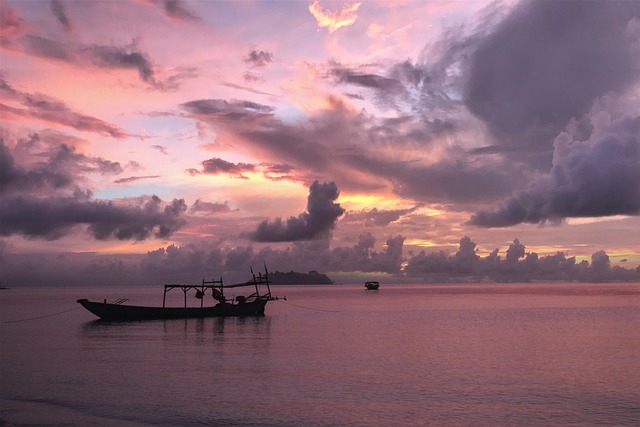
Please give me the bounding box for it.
[1,283,639,426]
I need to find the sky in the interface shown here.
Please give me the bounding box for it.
[1,0,639,285]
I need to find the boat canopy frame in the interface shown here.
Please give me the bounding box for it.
[162,268,272,308]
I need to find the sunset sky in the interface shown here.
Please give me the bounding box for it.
[1,0,639,285]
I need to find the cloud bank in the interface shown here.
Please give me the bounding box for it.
[404,236,640,283]
[470,96,640,227]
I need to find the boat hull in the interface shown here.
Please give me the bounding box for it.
[364,281,380,290]
[77,298,268,321]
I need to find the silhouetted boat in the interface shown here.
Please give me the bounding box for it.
[364,281,380,290]
[77,268,275,321]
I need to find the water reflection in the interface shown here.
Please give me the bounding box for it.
[79,315,272,343]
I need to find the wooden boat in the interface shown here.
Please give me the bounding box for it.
[77,268,275,321]
[364,281,380,290]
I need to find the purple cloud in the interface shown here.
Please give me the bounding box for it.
[187,157,256,180]
[142,0,201,22]
[1,136,122,195]
[249,181,345,242]
[182,98,273,122]
[342,206,420,227]
[464,0,640,166]
[470,102,640,227]
[114,175,161,184]
[0,193,187,241]
[19,34,193,90]
[50,0,72,32]
[190,199,238,215]
[244,49,273,68]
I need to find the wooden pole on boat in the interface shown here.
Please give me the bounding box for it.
[264,263,271,297]
[200,279,204,308]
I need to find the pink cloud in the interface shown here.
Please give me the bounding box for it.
[309,0,361,33]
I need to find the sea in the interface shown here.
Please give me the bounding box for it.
[1,282,639,426]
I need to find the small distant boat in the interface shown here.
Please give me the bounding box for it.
[77,267,275,321]
[364,281,380,290]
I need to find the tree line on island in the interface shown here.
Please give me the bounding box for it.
[269,270,334,285]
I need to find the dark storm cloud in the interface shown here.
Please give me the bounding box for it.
[249,181,345,242]
[0,193,186,240]
[0,77,127,137]
[50,0,72,32]
[142,0,201,22]
[244,49,273,67]
[464,0,640,160]
[187,157,256,180]
[470,108,640,227]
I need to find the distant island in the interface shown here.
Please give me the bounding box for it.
[270,270,335,285]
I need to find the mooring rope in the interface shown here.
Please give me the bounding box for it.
[277,300,341,313]
[3,306,82,324]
